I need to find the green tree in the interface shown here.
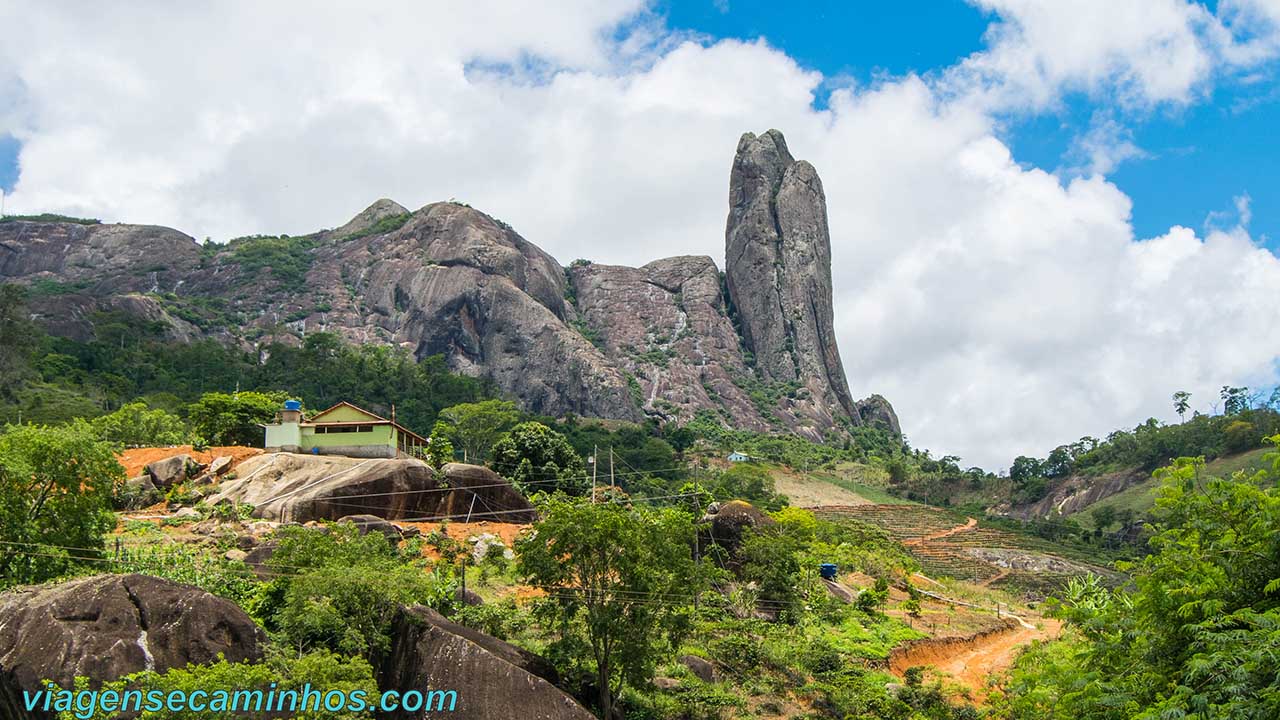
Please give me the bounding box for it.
[438,399,519,463]
[1009,455,1043,485]
[0,284,37,401]
[186,390,289,446]
[714,463,787,511]
[516,497,699,718]
[423,421,454,469]
[89,401,189,447]
[1172,390,1191,423]
[1221,385,1249,415]
[1223,419,1260,453]
[257,523,453,657]
[1089,505,1117,532]
[663,424,696,455]
[0,422,122,587]
[993,442,1280,719]
[489,421,588,495]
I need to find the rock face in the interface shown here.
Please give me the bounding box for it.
[724,130,857,431]
[0,574,266,720]
[205,454,536,524]
[0,130,898,440]
[376,605,593,720]
[1005,467,1149,520]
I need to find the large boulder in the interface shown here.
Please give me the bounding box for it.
[0,574,266,720]
[376,606,591,719]
[206,454,536,524]
[337,514,408,542]
[144,454,200,489]
[700,500,774,558]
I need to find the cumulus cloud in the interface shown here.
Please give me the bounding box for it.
[1,0,1279,467]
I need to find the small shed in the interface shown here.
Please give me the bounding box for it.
[727,451,751,463]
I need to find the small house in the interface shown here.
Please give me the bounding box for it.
[727,451,752,463]
[263,400,429,458]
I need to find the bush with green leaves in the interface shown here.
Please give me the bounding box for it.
[186,390,289,447]
[710,463,788,510]
[113,543,259,606]
[0,421,122,588]
[57,649,379,720]
[489,421,589,496]
[89,401,189,447]
[253,523,453,658]
[991,440,1280,719]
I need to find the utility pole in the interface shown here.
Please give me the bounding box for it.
[609,446,615,490]
[591,445,598,502]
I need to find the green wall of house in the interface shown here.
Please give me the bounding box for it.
[300,424,396,450]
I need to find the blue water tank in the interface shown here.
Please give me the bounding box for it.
[819,563,838,580]
[284,400,302,411]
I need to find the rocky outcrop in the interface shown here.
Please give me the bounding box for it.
[205,454,536,524]
[724,129,858,432]
[569,255,771,431]
[0,130,899,441]
[855,394,902,436]
[700,500,774,559]
[330,197,409,239]
[1005,467,1149,520]
[0,574,266,720]
[376,605,593,720]
[310,202,642,422]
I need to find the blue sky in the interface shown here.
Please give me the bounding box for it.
[3,1,1274,249]
[662,0,1278,249]
[3,1,1279,466]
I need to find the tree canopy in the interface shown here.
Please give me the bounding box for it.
[0,421,123,587]
[489,421,589,496]
[516,497,700,718]
[993,439,1280,719]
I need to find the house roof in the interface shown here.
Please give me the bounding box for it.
[305,401,429,445]
[308,400,387,423]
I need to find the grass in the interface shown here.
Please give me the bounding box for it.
[809,463,924,506]
[339,211,412,241]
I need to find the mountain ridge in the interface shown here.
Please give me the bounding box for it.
[0,130,898,440]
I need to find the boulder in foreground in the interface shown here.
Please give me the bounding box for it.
[376,605,592,720]
[0,574,266,720]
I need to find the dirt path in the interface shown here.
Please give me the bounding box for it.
[980,568,1010,587]
[891,618,1060,701]
[905,517,977,545]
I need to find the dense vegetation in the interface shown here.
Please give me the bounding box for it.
[0,286,493,435]
[0,405,980,719]
[993,440,1280,719]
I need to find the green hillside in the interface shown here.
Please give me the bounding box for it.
[1066,446,1275,529]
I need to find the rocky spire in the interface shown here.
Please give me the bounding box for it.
[724,129,857,421]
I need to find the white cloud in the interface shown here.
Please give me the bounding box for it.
[1,0,1279,468]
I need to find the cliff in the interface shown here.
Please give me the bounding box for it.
[0,130,897,438]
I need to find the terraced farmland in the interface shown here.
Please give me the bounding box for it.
[815,504,966,541]
[817,503,1117,597]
